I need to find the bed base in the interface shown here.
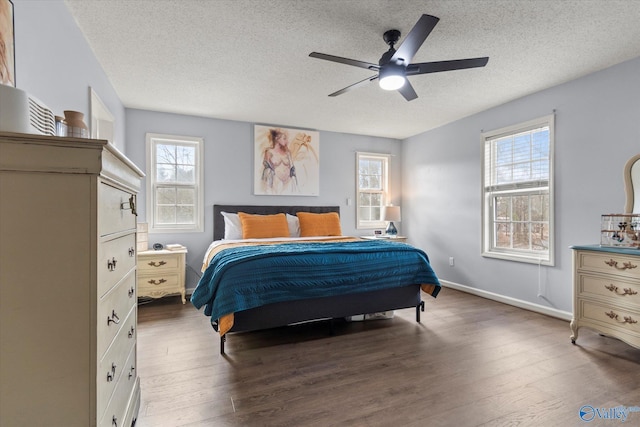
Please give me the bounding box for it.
[214,284,425,354]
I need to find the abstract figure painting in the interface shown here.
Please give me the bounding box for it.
[0,0,14,87]
[254,125,319,196]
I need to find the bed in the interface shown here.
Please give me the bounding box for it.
[191,204,441,354]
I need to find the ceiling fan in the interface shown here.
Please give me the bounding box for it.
[309,14,489,101]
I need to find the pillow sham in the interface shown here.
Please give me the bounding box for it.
[297,212,342,237]
[238,212,290,239]
[221,212,242,240]
[286,213,300,237]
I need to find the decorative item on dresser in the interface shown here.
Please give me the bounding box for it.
[0,132,144,426]
[138,247,187,304]
[570,245,640,349]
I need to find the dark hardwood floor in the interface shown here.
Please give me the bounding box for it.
[135,288,640,427]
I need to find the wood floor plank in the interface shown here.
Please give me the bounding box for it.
[135,288,640,426]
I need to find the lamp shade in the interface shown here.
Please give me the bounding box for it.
[382,205,401,222]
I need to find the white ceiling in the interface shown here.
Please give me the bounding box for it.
[65,0,640,140]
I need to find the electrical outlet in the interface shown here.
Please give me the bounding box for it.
[449,257,455,267]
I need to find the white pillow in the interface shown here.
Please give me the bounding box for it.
[286,213,300,237]
[221,212,242,240]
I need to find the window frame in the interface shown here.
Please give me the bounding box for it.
[481,115,555,265]
[356,152,390,229]
[145,133,204,233]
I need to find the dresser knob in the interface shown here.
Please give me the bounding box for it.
[604,259,637,270]
[112,415,118,427]
[128,286,135,298]
[107,257,117,271]
[128,326,135,338]
[128,247,135,257]
[604,284,638,296]
[148,278,167,285]
[107,372,114,382]
[128,365,136,380]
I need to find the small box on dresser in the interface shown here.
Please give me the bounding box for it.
[138,247,187,304]
[571,245,640,349]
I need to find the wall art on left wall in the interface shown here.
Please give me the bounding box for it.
[0,0,14,87]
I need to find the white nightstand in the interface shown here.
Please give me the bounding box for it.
[361,235,408,243]
[137,248,187,303]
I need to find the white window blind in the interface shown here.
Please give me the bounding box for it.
[482,115,554,265]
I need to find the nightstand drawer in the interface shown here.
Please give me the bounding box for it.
[98,233,136,298]
[139,254,180,272]
[578,273,640,304]
[577,251,640,280]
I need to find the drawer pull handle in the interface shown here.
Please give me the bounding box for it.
[106,363,117,382]
[604,259,637,270]
[128,286,135,298]
[604,310,638,324]
[148,260,167,267]
[107,310,120,326]
[604,284,638,296]
[148,278,167,285]
[128,247,135,257]
[120,195,137,216]
[112,415,118,427]
[128,365,136,380]
[107,257,117,271]
[128,326,135,338]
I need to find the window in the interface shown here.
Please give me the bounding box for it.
[482,115,554,265]
[146,133,203,233]
[357,152,390,229]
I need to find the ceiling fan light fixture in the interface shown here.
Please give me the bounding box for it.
[378,64,406,90]
[379,74,405,90]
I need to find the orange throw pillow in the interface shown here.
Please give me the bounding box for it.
[297,212,342,237]
[238,212,290,239]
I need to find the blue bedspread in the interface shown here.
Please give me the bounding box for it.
[191,239,440,321]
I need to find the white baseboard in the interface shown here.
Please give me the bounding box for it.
[440,280,572,321]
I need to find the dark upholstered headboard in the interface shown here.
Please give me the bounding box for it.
[213,205,341,241]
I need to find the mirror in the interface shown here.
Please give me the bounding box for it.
[623,153,640,213]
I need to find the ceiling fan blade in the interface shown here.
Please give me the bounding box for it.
[407,57,489,75]
[328,75,379,97]
[310,52,379,71]
[398,80,418,101]
[391,14,439,64]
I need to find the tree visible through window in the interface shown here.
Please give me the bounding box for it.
[482,115,554,265]
[146,134,203,232]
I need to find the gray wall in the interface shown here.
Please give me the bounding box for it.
[403,56,640,316]
[125,109,402,289]
[13,0,126,151]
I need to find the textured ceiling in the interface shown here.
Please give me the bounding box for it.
[65,0,640,140]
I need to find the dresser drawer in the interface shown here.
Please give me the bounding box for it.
[576,251,640,280]
[99,182,136,237]
[577,273,640,305]
[98,233,137,298]
[99,344,137,427]
[98,271,136,357]
[97,306,136,421]
[138,253,181,273]
[580,299,640,337]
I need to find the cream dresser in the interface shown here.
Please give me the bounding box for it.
[138,248,187,303]
[571,245,640,349]
[0,132,144,426]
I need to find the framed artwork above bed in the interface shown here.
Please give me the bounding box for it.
[254,124,319,196]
